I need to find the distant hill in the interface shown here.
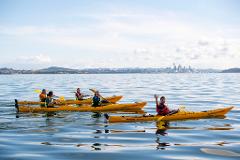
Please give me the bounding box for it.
[34,66,81,74]
[0,68,32,74]
[221,68,240,73]
[0,66,239,74]
[0,66,82,74]
[0,68,16,74]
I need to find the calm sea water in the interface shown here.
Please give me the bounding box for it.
[0,74,240,160]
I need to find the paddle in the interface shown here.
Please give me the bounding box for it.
[179,106,186,112]
[34,90,65,101]
[157,107,181,122]
[55,96,65,101]
[34,89,42,93]
[157,116,165,122]
[73,92,90,98]
[89,88,110,103]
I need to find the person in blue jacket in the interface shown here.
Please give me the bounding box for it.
[92,91,101,107]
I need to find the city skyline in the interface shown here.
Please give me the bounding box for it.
[0,0,240,69]
[2,63,238,74]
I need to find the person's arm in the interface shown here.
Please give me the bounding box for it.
[154,94,159,107]
[165,104,170,110]
[83,94,90,97]
[47,97,55,106]
[154,94,159,112]
[76,92,82,100]
[80,93,84,99]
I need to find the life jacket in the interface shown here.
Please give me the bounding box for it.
[92,96,101,106]
[39,93,47,102]
[75,92,83,100]
[46,96,54,107]
[156,103,170,115]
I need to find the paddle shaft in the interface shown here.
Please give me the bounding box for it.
[89,89,111,103]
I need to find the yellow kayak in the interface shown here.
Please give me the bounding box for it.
[15,101,147,113]
[17,95,123,105]
[107,106,234,123]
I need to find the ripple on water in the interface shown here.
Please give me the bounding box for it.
[0,74,239,160]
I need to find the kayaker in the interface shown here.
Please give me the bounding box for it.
[75,88,84,100]
[39,89,47,102]
[46,91,55,107]
[154,95,178,116]
[92,91,101,107]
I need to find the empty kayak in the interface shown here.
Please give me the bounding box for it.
[15,101,147,113]
[17,95,123,105]
[107,106,234,123]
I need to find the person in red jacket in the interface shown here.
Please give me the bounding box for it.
[154,95,178,116]
[75,88,84,100]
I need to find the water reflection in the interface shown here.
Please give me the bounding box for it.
[46,112,57,118]
[155,121,169,136]
[154,121,170,150]
[91,143,102,151]
[16,112,19,118]
[104,125,110,133]
[155,137,170,150]
[91,112,102,118]
[0,74,239,160]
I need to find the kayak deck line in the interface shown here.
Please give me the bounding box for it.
[17,95,123,105]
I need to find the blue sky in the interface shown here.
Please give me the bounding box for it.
[0,0,240,69]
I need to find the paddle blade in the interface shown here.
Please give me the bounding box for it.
[34,89,42,93]
[89,88,97,93]
[59,96,65,101]
[179,106,186,112]
[89,88,110,103]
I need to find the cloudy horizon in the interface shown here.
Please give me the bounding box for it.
[0,0,240,70]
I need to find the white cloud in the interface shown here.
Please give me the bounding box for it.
[198,39,209,46]
[1,10,240,69]
[17,54,52,64]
